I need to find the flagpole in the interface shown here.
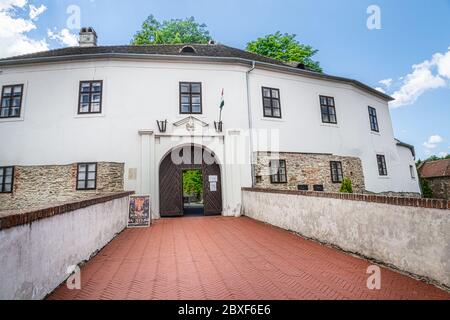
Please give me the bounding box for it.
[219,88,224,123]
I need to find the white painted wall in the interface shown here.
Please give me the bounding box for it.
[0,58,419,217]
[0,196,129,300]
[243,190,450,288]
[394,145,421,193]
[249,68,420,194]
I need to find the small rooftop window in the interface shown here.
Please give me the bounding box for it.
[180,46,197,54]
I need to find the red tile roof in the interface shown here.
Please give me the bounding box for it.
[418,159,450,178]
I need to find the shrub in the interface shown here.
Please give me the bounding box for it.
[339,178,353,194]
[420,178,434,198]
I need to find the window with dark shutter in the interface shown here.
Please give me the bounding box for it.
[180,82,202,114]
[368,106,379,132]
[377,155,388,176]
[330,161,344,183]
[0,166,14,193]
[1,85,23,118]
[76,163,97,190]
[320,96,337,124]
[78,81,103,114]
[262,87,282,118]
[270,160,287,184]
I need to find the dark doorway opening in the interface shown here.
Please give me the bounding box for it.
[182,169,204,216]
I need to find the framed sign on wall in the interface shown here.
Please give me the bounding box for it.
[128,195,151,228]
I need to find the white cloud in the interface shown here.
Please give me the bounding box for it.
[429,135,443,144]
[29,4,46,20]
[423,135,443,150]
[388,47,450,108]
[0,0,27,11]
[379,78,392,87]
[0,1,80,59]
[375,87,385,93]
[434,49,450,79]
[438,152,448,158]
[47,28,78,47]
[0,0,48,58]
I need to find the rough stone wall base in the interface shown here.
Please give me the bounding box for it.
[254,152,365,193]
[427,177,450,200]
[0,162,124,211]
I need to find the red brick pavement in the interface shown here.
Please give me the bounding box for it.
[48,216,450,300]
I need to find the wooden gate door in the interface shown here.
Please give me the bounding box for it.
[203,161,222,216]
[159,146,223,217]
[159,152,183,217]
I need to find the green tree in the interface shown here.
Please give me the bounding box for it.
[420,178,434,198]
[339,178,354,194]
[183,170,203,198]
[246,32,323,72]
[132,15,212,45]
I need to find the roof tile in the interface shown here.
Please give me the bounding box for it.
[418,159,450,178]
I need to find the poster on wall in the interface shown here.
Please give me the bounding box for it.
[128,195,151,228]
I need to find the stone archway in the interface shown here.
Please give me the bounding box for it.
[159,145,222,217]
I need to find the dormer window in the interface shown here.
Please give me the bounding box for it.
[180,46,196,54]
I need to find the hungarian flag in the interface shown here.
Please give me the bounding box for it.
[219,89,225,110]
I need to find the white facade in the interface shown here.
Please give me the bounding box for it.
[0,51,421,217]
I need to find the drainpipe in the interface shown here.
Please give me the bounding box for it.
[246,61,256,187]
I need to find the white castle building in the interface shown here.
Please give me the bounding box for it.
[0,28,421,218]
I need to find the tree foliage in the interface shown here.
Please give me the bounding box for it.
[416,154,450,166]
[420,178,434,199]
[339,178,354,194]
[132,15,212,45]
[183,170,203,198]
[246,32,323,72]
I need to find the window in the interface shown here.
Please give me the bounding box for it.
[78,81,103,114]
[313,185,324,192]
[330,161,344,183]
[1,85,23,118]
[270,160,287,184]
[377,155,388,176]
[76,163,97,190]
[410,165,416,179]
[0,166,14,193]
[180,82,202,114]
[368,106,379,132]
[180,46,196,54]
[320,96,337,124]
[262,87,282,118]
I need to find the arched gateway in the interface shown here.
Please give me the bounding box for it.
[159,145,222,217]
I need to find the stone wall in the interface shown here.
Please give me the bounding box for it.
[254,152,365,193]
[0,162,124,211]
[242,188,450,288]
[427,177,450,200]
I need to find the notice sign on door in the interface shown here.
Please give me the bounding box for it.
[210,182,217,192]
[209,175,218,182]
[128,195,151,228]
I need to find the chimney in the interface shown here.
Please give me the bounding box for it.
[79,27,97,47]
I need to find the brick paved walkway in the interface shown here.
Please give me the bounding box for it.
[48,217,449,300]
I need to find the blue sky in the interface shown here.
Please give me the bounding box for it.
[2,0,449,160]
